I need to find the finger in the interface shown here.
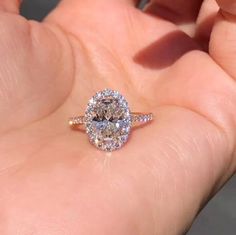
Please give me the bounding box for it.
[0,0,21,14]
[143,0,204,37]
[195,0,219,51]
[216,0,236,14]
[210,0,236,79]
[144,0,204,24]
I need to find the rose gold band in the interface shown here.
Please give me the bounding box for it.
[69,112,153,127]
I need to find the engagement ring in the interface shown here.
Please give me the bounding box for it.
[69,89,153,152]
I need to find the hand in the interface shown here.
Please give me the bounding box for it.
[0,0,235,234]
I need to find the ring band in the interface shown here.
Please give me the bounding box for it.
[69,112,153,127]
[69,89,153,152]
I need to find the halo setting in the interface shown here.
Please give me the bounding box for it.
[69,89,153,152]
[85,89,132,151]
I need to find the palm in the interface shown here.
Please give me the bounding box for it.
[0,1,235,234]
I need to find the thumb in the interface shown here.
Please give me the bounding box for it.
[210,0,236,80]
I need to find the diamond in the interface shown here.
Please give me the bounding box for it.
[85,89,131,151]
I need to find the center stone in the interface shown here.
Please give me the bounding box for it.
[85,89,131,151]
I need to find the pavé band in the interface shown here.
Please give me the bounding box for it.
[69,113,153,126]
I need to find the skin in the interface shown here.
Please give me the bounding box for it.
[0,0,235,234]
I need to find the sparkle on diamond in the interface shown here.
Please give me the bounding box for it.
[85,89,131,151]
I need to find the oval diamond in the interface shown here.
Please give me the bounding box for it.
[85,89,131,151]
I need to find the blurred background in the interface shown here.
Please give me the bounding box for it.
[20,0,236,234]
